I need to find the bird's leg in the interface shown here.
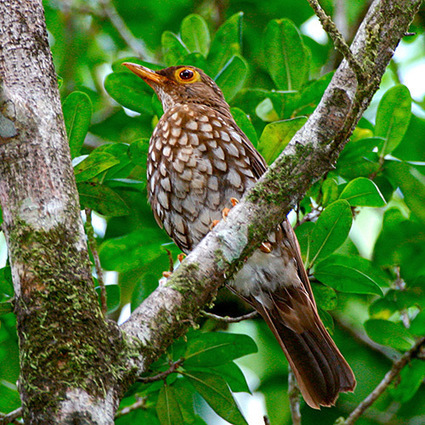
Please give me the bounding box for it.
[210,198,239,229]
[162,251,186,278]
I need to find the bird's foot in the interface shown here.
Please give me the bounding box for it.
[162,251,186,278]
[210,198,239,230]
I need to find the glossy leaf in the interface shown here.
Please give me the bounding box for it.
[77,182,130,217]
[315,255,384,295]
[208,12,243,75]
[104,72,153,114]
[184,371,248,425]
[184,332,257,368]
[307,200,353,267]
[376,85,411,156]
[215,55,248,102]
[410,310,425,336]
[339,177,386,207]
[63,91,92,158]
[231,107,258,147]
[73,152,120,183]
[321,178,339,207]
[263,19,308,90]
[181,14,210,56]
[258,117,307,164]
[162,31,190,66]
[156,385,184,425]
[365,319,414,351]
[211,363,251,393]
[384,161,425,225]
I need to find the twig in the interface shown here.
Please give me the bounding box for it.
[263,416,271,425]
[115,397,146,418]
[306,0,365,83]
[0,407,22,425]
[98,0,151,60]
[164,248,174,273]
[345,337,425,425]
[138,359,184,383]
[202,310,258,323]
[288,369,302,425]
[85,208,107,315]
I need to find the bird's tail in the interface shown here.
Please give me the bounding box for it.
[251,289,356,409]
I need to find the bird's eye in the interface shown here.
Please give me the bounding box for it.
[179,69,194,80]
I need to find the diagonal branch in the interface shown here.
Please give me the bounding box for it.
[120,0,422,380]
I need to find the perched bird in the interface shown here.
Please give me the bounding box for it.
[123,63,356,409]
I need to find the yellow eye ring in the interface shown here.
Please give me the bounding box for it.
[174,67,200,84]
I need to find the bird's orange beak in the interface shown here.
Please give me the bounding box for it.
[122,62,168,87]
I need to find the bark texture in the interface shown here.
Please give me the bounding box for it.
[0,1,126,423]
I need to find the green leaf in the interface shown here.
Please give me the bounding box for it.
[230,107,258,147]
[215,55,248,102]
[77,182,130,217]
[104,72,153,114]
[315,255,384,295]
[95,284,120,313]
[321,178,339,207]
[184,332,257,368]
[263,19,308,90]
[410,310,425,336]
[339,177,386,207]
[258,117,307,164]
[184,371,248,425]
[62,91,93,158]
[156,385,184,425]
[181,14,210,56]
[0,266,13,297]
[211,363,251,393]
[375,85,412,155]
[384,161,425,225]
[0,302,13,316]
[73,152,120,183]
[389,359,425,402]
[99,229,169,272]
[95,143,134,180]
[307,200,353,267]
[162,31,190,66]
[208,12,243,75]
[311,283,337,310]
[364,319,414,351]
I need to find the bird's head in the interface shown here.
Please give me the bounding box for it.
[123,63,230,115]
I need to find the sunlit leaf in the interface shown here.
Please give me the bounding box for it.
[339,177,386,207]
[231,107,258,147]
[307,200,352,267]
[258,117,307,164]
[73,152,120,183]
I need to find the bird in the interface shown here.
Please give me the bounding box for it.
[123,62,356,409]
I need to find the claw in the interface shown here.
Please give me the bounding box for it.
[210,219,220,230]
[177,253,186,262]
[162,271,173,278]
[260,241,273,253]
[230,197,239,207]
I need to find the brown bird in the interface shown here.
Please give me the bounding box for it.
[123,63,356,409]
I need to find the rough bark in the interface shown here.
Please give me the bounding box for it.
[0,0,422,423]
[0,1,128,423]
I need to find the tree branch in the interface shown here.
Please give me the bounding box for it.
[345,337,425,425]
[120,0,422,381]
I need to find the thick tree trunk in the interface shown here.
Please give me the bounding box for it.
[0,1,125,423]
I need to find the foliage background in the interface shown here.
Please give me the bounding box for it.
[1,0,425,424]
